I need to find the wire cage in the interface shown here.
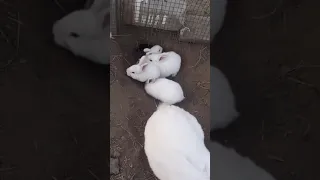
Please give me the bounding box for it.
[110,0,119,36]
[116,0,210,42]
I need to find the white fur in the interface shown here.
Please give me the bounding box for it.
[145,78,185,105]
[211,0,227,41]
[52,0,110,64]
[211,66,239,131]
[126,62,161,82]
[144,104,210,180]
[136,55,149,65]
[64,33,109,64]
[143,45,163,55]
[52,10,103,47]
[147,51,181,78]
[209,141,276,180]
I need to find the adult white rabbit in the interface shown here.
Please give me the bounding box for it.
[209,141,276,180]
[52,0,110,65]
[147,51,181,78]
[211,66,239,131]
[144,103,210,180]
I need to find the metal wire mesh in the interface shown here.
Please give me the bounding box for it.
[118,0,210,42]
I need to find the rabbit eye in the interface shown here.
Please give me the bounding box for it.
[70,32,79,38]
[149,59,152,62]
[132,72,135,74]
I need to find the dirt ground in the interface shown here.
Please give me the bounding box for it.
[211,0,320,180]
[0,0,108,179]
[110,27,210,179]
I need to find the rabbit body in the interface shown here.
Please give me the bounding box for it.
[211,66,239,131]
[126,62,161,82]
[147,51,181,78]
[144,103,210,180]
[209,141,276,180]
[145,78,184,105]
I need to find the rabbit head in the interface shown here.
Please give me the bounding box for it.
[52,0,110,50]
[126,63,148,77]
[126,62,161,82]
[143,45,163,55]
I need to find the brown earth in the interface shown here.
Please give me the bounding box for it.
[110,26,210,179]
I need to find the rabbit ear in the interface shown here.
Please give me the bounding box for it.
[89,0,106,12]
[143,48,151,53]
[89,0,110,28]
[84,0,94,9]
[141,63,148,71]
[101,9,110,28]
[159,54,167,61]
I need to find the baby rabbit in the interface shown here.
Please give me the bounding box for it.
[126,61,161,82]
[143,45,163,55]
[144,103,210,180]
[52,0,110,65]
[132,44,164,64]
[209,141,276,180]
[147,51,181,78]
[145,78,185,105]
[211,66,239,131]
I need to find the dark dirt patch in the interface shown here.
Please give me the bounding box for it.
[110,26,210,179]
[0,0,108,179]
[211,0,320,179]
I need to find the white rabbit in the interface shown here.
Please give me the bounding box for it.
[144,103,210,180]
[126,62,161,82]
[209,141,276,180]
[145,78,185,105]
[52,0,110,65]
[211,0,227,41]
[211,66,239,131]
[143,45,163,55]
[147,51,181,78]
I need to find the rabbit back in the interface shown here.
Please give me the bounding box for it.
[144,78,184,104]
[154,52,181,78]
[144,104,210,180]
